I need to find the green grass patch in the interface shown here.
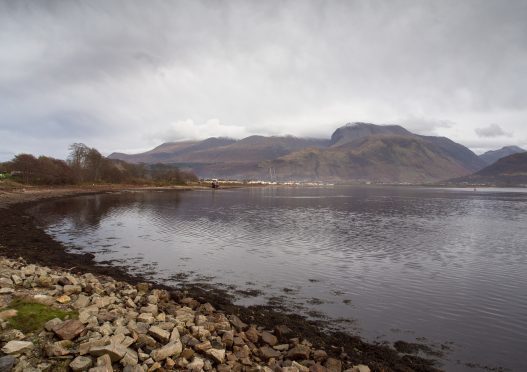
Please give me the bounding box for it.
[6,299,77,333]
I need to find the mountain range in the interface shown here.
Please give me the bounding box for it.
[479,146,525,165]
[449,152,527,186]
[109,123,522,183]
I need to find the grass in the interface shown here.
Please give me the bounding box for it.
[6,299,77,333]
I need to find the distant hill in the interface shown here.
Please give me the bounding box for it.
[449,152,527,186]
[479,146,526,165]
[109,122,486,183]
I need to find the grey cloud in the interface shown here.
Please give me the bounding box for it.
[475,124,512,138]
[0,0,526,158]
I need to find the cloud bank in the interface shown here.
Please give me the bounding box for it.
[1,0,526,160]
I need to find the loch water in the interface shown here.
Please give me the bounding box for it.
[30,186,527,371]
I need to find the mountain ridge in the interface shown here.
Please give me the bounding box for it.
[450,152,527,186]
[479,146,526,165]
[108,122,487,183]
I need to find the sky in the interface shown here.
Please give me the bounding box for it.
[1,0,526,161]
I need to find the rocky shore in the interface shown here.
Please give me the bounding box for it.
[0,257,371,372]
[0,187,440,372]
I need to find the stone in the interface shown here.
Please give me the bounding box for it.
[140,304,158,316]
[181,347,194,360]
[228,315,247,331]
[206,348,226,364]
[123,366,143,372]
[37,275,53,287]
[0,277,13,288]
[169,326,180,342]
[148,325,170,343]
[120,348,139,366]
[194,340,212,352]
[79,338,110,356]
[44,317,63,331]
[74,294,91,309]
[0,288,14,294]
[10,275,22,286]
[187,357,205,371]
[245,327,259,343]
[0,309,17,321]
[64,284,82,295]
[293,361,310,372]
[0,355,16,372]
[70,356,93,371]
[274,324,292,338]
[96,353,113,369]
[46,340,73,356]
[273,344,289,351]
[53,319,85,340]
[287,344,311,360]
[313,349,328,362]
[324,358,342,372]
[89,342,128,362]
[151,340,183,362]
[261,331,278,346]
[32,294,55,305]
[136,282,149,293]
[222,331,234,348]
[56,294,72,304]
[310,365,327,372]
[1,340,33,355]
[348,365,371,372]
[259,346,281,360]
[137,334,157,348]
[137,313,155,324]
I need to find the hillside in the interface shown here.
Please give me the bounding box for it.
[479,146,525,165]
[109,123,486,183]
[450,152,527,186]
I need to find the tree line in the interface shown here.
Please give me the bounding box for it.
[0,143,198,185]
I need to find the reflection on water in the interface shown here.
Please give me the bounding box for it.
[30,186,527,371]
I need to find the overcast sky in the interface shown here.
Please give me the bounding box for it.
[1,0,526,161]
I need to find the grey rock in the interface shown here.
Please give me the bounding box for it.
[89,342,128,362]
[44,317,63,331]
[0,355,16,372]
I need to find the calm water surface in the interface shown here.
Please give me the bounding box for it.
[30,186,527,371]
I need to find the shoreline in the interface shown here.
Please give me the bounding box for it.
[0,186,440,371]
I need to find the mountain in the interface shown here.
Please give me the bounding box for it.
[109,122,486,183]
[479,146,526,165]
[263,123,486,183]
[450,152,527,186]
